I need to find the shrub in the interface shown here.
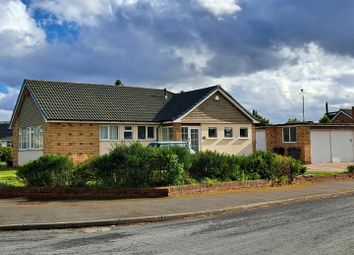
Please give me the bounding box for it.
[89,143,191,188]
[17,154,74,187]
[71,163,95,187]
[347,165,354,174]
[0,147,12,165]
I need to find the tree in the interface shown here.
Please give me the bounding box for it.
[252,110,270,125]
[287,118,302,124]
[115,80,124,86]
[319,114,332,124]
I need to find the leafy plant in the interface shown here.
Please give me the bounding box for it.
[17,154,74,187]
[347,165,354,174]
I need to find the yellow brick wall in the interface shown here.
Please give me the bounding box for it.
[43,123,99,165]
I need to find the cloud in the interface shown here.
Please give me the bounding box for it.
[0,0,45,57]
[196,0,241,18]
[2,0,354,123]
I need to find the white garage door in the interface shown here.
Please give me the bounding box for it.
[331,131,354,162]
[311,131,331,164]
[311,130,354,163]
[256,130,266,151]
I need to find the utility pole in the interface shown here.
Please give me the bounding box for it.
[301,89,305,122]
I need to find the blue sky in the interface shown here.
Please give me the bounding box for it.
[1,0,354,123]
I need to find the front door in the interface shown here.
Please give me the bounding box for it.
[181,126,200,152]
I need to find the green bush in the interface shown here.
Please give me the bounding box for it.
[0,147,12,165]
[347,165,354,174]
[17,154,74,187]
[89,143,191,188]
[189,150,306,183]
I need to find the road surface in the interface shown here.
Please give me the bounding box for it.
[2,195,354,254]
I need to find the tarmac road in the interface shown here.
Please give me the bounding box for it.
[2,194,354,254]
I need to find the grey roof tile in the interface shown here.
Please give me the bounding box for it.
[24,80,219,122]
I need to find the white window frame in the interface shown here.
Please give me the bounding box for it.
[224,127,233,139]
[109,125,119,141]
[100,125,110,141]
[138,126,147,140]
[19,125,43,150]
[239,127,249,140]
[147,126,155,140]
[124,126,133,140]
[208,127,218,139]
[162,127,173,141]
[283,127,297,143]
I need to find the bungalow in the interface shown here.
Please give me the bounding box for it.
[10,80,259,166]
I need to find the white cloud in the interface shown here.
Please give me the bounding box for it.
[165,43,354,123]
[0,109,13,121]
[31,0,139,26]
[208,43,354,123]
[196,0,241,18]
[167,45,214,72]
[0,0,45,57]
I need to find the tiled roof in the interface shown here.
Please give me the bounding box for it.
[23,80,220,122]
[14,79,256,124]
[0,122,11,139]
[326,108,352,120]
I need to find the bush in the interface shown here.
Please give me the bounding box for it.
[0,147,12,165]
[189,150,306,183]
[17,154,74,187]
[89,143,191,188]
[347,165,354,174]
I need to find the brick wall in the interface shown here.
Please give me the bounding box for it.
[265,125,311,164]
[333,112,352,123]
[44,123,99,164]
[172,123,181,141]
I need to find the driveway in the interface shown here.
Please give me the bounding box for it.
[305,162,354,172]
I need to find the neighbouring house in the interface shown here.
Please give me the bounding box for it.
[325,102,354,123]
[256,123,354,164]
[10,79,259,166]
[0,122,12,147]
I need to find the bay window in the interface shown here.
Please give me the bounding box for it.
[19,125,43,150]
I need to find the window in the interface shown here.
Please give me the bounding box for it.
[100,125,118,140]
[283,127,297,143]
[100,126,109,140]
[19,126,43,150]
[147,127,155,139]
[138,126,146,140]
[110,125,118,140]
[224,127,233,138]
[240,128,249,139]
[181,127,188,142]
[162,127,173,141]
[124,126,133,140]
[208,127,217,138]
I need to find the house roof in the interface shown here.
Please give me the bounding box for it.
[326,108,352,120]
[10,79,258,126]
[0,122,12,139]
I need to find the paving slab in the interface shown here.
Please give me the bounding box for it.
[1,180,354,228]
[306,162,354,172]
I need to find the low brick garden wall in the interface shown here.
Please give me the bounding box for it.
[0,173,353,199]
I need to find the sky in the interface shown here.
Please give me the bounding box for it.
[1,0,354,123]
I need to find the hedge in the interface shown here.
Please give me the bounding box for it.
[17,143,306,188]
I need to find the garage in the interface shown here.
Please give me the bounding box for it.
[311,130,354,163]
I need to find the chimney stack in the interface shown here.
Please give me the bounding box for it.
[325,102,329,114]
[164,88,167,100]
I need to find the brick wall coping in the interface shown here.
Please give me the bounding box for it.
[0,174,352,199]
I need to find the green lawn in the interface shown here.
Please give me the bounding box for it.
[305,171,346,176]
[0,169,25,187]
